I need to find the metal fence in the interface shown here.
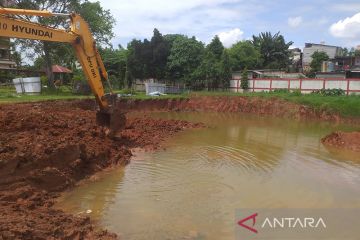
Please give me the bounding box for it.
[145,83,186,94]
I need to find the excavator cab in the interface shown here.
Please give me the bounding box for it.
[0,7,126,133]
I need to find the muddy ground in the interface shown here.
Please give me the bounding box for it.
[0,96,359,239]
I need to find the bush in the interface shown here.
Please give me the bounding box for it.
[40,76,48,87]
[122,88,136,95]
[241,68,249,90]
[272,89,289,93]
[291,89,302,96]
[311,88,345,96]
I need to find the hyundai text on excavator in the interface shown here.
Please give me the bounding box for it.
[0,7,125,131]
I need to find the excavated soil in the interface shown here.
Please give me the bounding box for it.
[322,131,360,152]
[0,100,202,240]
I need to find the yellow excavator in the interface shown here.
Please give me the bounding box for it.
[0,7,124,131]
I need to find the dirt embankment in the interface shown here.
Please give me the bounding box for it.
[117,96,360,125]
[117,96,360,152]
[0,100,202,240]
[322,131,360,152]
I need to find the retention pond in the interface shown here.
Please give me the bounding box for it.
[57,112,360,239]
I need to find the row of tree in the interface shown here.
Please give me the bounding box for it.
[101,29,294,90]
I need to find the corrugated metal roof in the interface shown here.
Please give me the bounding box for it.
[52,65,72,73]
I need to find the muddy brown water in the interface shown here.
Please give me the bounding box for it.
[56,112,360,240]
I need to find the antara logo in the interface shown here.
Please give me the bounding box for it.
[238,213,258,234]
[238,213,327,234]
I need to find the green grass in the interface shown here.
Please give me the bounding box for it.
[0,86,92,103]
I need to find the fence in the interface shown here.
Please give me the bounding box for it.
[230,78,360,95]
[144,83,185,95]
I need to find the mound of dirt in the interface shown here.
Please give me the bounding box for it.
[0,100,202,239]
[322,131,360,152]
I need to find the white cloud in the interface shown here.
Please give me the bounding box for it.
[330,12,360,40]
[91,0,265,46]
[288,16,303,28]
[218,28,244,47]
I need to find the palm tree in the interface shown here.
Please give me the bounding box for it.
[252,32,293,69]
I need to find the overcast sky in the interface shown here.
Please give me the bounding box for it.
[92,0,360,49]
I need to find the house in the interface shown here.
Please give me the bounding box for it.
[302,42,343,71]
[332,56,360,71]
[289,48,303,72]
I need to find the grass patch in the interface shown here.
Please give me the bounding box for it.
[0,86,91,103]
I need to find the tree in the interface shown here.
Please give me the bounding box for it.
[342,47,349,57]
[241,68,249,90]
[219,50,232,90]
[126,29,171,82]
[164,34,186,49]
[10,0,115,88]
[99,45,127,89]
[252,32,293,69]
[197,50,219,90]
[167,36,205,86]
[310,51,329,72]
[207,36,224,60]
[150,28,170,79]
[198,37,226,90]
[354,49,360,57]
[126,39,145,84]
[228,40,261,70]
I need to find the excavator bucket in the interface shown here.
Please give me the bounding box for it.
[96,108,126,133]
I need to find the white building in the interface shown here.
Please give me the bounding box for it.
[302,43,342,71]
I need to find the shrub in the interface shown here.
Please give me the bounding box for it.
[273,89,289,93]
[122,88,136,95]
[40,76,48,87]
[291,89,302,96]
[311,88,345,96]
[241,68,249,90]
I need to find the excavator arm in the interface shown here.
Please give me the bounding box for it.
[0,8,122,129]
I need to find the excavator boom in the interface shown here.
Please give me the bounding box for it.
[0,7,123,130]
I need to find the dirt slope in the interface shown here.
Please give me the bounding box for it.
[117,96,359,124]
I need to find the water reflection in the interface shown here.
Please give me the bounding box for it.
[57,112,360,240]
